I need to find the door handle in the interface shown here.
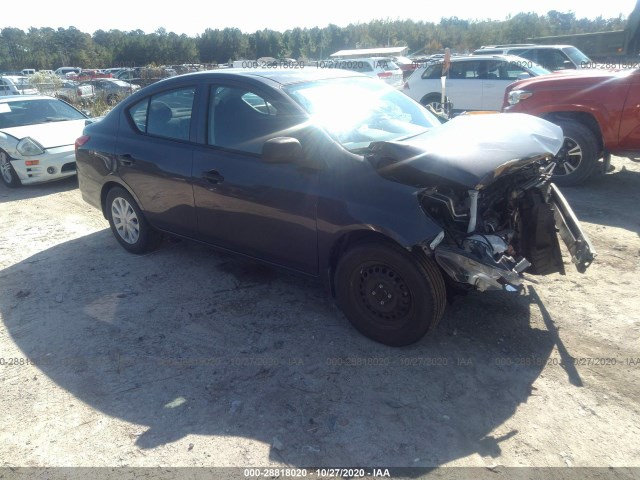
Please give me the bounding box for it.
[120,154,135,166]
[203,170,224,184]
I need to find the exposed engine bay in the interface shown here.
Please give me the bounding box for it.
[420,159,580,292]
[367,113,596,293]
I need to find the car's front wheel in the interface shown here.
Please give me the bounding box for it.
[551,119,599,186]
[0,150,21,188]
[335,242,447,346]
[105,187,160,254]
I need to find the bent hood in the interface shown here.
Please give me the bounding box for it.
[367,113,563,189]
[0,119,87,149]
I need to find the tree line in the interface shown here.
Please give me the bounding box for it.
[0,12,627,71]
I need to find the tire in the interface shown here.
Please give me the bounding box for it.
[551,119,599,186]
[105,187,160,254]
[420,93,447,110]
[335,242,447,346]
[0,150,21,187]
[106,94,119,106]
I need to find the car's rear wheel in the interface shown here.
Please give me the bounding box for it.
[335,242,446,346]
[0,150,21,188]
[551,119,599,186]
[420,93,447,111]
[106,187,160,254]
[106,94,119,106]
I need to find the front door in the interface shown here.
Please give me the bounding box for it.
[192,83,320,274]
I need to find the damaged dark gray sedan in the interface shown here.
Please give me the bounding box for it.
[75,69,595,346]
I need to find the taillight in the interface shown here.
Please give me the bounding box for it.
[377,72,392,79]
[75,135,90,153]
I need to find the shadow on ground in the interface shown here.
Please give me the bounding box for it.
[561,163,640,235]
[0,228,578,468]
[0,176,78,204]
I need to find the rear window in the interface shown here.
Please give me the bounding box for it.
[375,59,399,71]
[337,61,374,73]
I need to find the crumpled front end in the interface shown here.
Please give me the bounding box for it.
[422,171,595,292]
[367,113,595,292]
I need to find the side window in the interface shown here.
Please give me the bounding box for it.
[449,61,476,79]
[421,64,443,79]
[510,49,538,64]
[128,87,195,140]
[538,49,572,70]
[499,61,529,80]
[208,85,294,154]
[129,99,149,132]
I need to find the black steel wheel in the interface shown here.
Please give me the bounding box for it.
[335,242,446,346]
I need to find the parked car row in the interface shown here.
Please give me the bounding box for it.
[1,73,140,108]
[398,43,638,186]
[78,78,141,105]
[402,54,551,112]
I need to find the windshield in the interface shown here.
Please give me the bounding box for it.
[563,46,593,67]
[284,77,440,151]
[0,98,86,128]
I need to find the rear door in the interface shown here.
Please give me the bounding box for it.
[481,60,531,110]
[447,60,485,111]
[114,86,198,237]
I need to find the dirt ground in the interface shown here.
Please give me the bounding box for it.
[0,156,639,477]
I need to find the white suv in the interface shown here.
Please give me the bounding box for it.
[402,54,550,112]
[333,57,404,88]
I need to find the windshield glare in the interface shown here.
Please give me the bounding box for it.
[0,99,86,128]
[565,46,593,66]
[284,77,440,151]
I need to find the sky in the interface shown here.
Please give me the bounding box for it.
[3,0,637,36]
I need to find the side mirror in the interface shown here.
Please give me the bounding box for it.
[262,137,302,164]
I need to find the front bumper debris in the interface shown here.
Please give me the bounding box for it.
[549,183,596,273]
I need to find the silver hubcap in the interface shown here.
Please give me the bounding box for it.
[0,152,13,184]
[111,197,140,244]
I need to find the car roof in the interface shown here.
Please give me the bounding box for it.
[421,54,542,64]
[172,68,367,86]
[0,95,57,103]
[476,45,574,51]
[448,54,531,61]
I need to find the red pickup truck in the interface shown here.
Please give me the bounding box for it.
[502,68,640,186]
